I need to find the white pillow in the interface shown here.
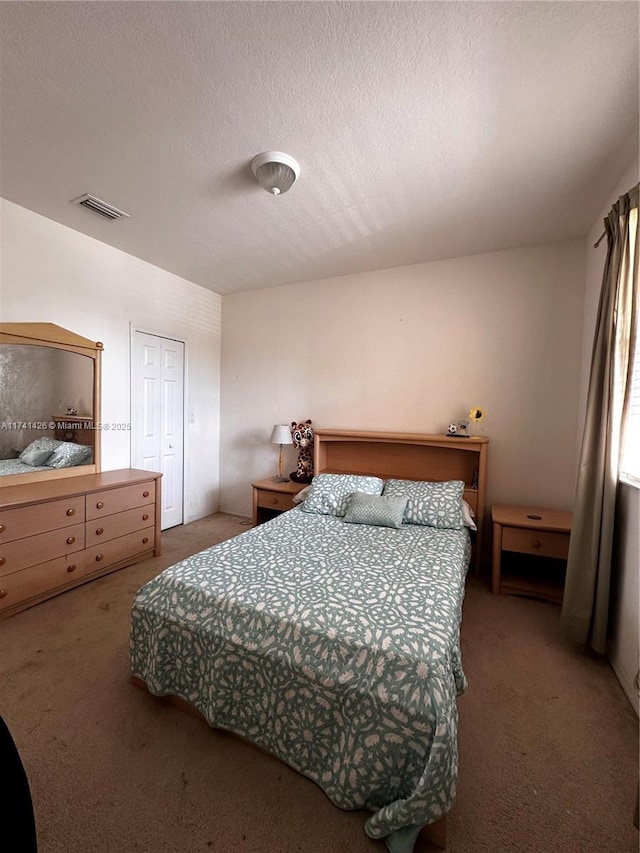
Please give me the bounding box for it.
[462,500,477,531]
[292,485,311,504]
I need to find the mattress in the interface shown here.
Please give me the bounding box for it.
[130,507,471,851]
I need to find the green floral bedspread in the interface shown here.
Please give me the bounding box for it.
[0,458,52,476]
[130,508,471,851]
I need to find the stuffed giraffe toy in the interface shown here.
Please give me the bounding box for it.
[289,420,314,483]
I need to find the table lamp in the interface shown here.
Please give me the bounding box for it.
[270,424,293,482]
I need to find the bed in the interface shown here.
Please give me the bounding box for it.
[0,438,94,478]
[0,458,54,476]
[130,429,489,852]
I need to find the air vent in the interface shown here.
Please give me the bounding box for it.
[72,193,130,221]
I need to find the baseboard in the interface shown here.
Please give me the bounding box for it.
[609,655,639,717]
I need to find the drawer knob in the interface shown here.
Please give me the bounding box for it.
[66,508,75,517]
[95,528,104,536]
[532,538,542,549]
[143,491,150,498]
[0,589,6,599]
[142,537,149,545]
[0,557,5,567]
[96,501,104,509]
[0,524,5,533]
[66,536,76,545]
[142,514,149,521]
[95,554,104,562]
[66,564,77,573]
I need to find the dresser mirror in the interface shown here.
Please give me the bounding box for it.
[0,323,102,487]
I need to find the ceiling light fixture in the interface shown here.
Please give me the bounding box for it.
[251,151,300,196]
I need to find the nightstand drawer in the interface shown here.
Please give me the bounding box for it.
[255,489,295,512]
[502,527,569,560]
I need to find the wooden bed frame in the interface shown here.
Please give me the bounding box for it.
[132,429,490,852]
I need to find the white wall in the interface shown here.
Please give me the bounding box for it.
[0,199,222,522]
[579,160,640,715]
[220,239,585,518]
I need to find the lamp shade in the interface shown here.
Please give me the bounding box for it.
[271,424,293,445]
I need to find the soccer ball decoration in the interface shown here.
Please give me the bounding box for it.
[446,420,470,437]
[447,407,486,437]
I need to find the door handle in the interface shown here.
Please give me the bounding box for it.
[169,444,174,449]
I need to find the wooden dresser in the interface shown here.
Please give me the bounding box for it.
[0,469,162,618]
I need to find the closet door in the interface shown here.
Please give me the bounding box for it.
[133,331,184,530]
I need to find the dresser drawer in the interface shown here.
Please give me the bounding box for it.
[0,523,85,576]
[0,552,87,612]
[502,527,569,560]
[0,496,85,545]
[85,528,155,571]
[86,482,155,520]
[255,489,295,512]
[85,506,155,547]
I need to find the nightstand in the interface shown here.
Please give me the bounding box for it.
[52,415,94,443]
[252,479,307,526]
[491,504,572,604]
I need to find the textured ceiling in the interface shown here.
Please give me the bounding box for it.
[0,1,638,294]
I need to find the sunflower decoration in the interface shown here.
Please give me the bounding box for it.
[468,406,486,436]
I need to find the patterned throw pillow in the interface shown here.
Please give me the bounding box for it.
[382,479,465,529]
[301,473,384,517]
[343,492,408,529]
[18,437,62,462]
[20,447,57,467]
[47,441,93,469]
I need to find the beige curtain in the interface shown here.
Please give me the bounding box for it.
[561,184,638,654]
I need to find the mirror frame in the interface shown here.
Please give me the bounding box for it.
[0,322,102,487]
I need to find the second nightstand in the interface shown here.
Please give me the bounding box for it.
[252,478,307,526]
[492,504,572,604]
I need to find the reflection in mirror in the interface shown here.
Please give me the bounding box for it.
[0,345,94,472]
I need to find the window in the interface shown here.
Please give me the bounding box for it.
[620,318,640,484]
[620,206,639,485]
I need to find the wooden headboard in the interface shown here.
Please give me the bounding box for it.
[314,429,489,573]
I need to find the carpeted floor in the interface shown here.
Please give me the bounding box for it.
[1,514,637,853]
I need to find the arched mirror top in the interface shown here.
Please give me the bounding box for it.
[0,323,102,487]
